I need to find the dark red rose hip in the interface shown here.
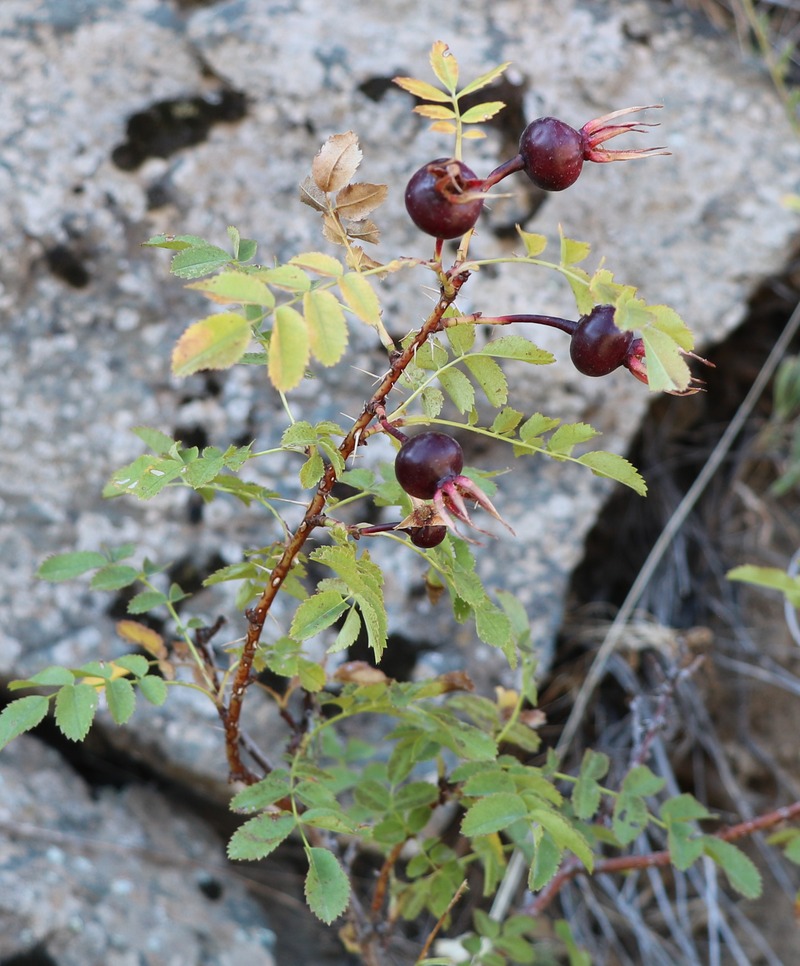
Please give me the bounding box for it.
[569,304,634,376]
[404,158,484,239]
[395,432,464,499]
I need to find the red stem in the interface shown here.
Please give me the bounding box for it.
[526,799,800,916]
[222,271,471,782]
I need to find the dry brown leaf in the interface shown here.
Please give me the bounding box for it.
[334,182,388,220]
[334,661,389,685]
[299,176,327,211]
[311,131,362,193]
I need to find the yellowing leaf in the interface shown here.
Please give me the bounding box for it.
[430,121,457,134]
[288,251,343,277]
[303,290,348,366]
[334,182,388,220]
[430,40,459,93]
[516,227,548,257]
[462,130,487,140]
[413,104,457,121]
[392,76,451,103]
[311,131,362,194]
[186,271,275,306]
[269,305,310,392]
[299,176,327,211]
[116,620,166,659]
[338,273,382,328]
[172,312,251,377]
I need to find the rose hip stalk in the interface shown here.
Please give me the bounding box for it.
[467,304,710,394]
[482,105,668,192]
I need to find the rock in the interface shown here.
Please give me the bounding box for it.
[0,735,276,965]
[2,0,799,785]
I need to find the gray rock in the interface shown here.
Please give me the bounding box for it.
[2,0,799,788]
[0,735,276,965]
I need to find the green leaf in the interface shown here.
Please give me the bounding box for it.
[578,451,647,496]
[464,355,507,406]
[338,273,382,328]
[457,61,511,98]
[438,367,475,414]
[138,675,168,705]
[291,590,350,640]
[474,603,513,652]
[185,271,274,306]
[9,666,75,690]
[281,420,318,449]
[299,451,325,488]
[304,847,350,923]
[90,564,139,591]
[230,769,292,812]
[172,312,251,376]
[170,244,231,279]
[491,407,524,436]
[303,289,348,367]
[639,326,693,394]
[519,412,560,444]
[227,812,295,861]
[127,589,168,614]
[54,684,99,741]
[298,659,327,693]
[529,830,562,891]
[461,793,528,837]
[445,319,476,354]
[37,551,107,582]
[530,808,594,871]
[613,793,650,846]
[516,227,548,257]
[328,606,362,654]
[105,677,136,725]
[660,793,712,824]
[132,426,175,455]
[460,101,505,124]
[727,565,800,608]
[668,821,705,872]
[622,765,666,797]
[143,233,209,251]
[572,750,609,821]
[269,305,310,392]
[560,232,591,266]
[547,422,598,457]
[481,336,554,366]
[0,695,50,750]
[702,837,762,899]
[114,654,150,678]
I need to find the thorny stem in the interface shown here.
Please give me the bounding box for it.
[524,799,800,916]
[223,271,471,781]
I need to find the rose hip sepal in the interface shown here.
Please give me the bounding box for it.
[517,106,668,191]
